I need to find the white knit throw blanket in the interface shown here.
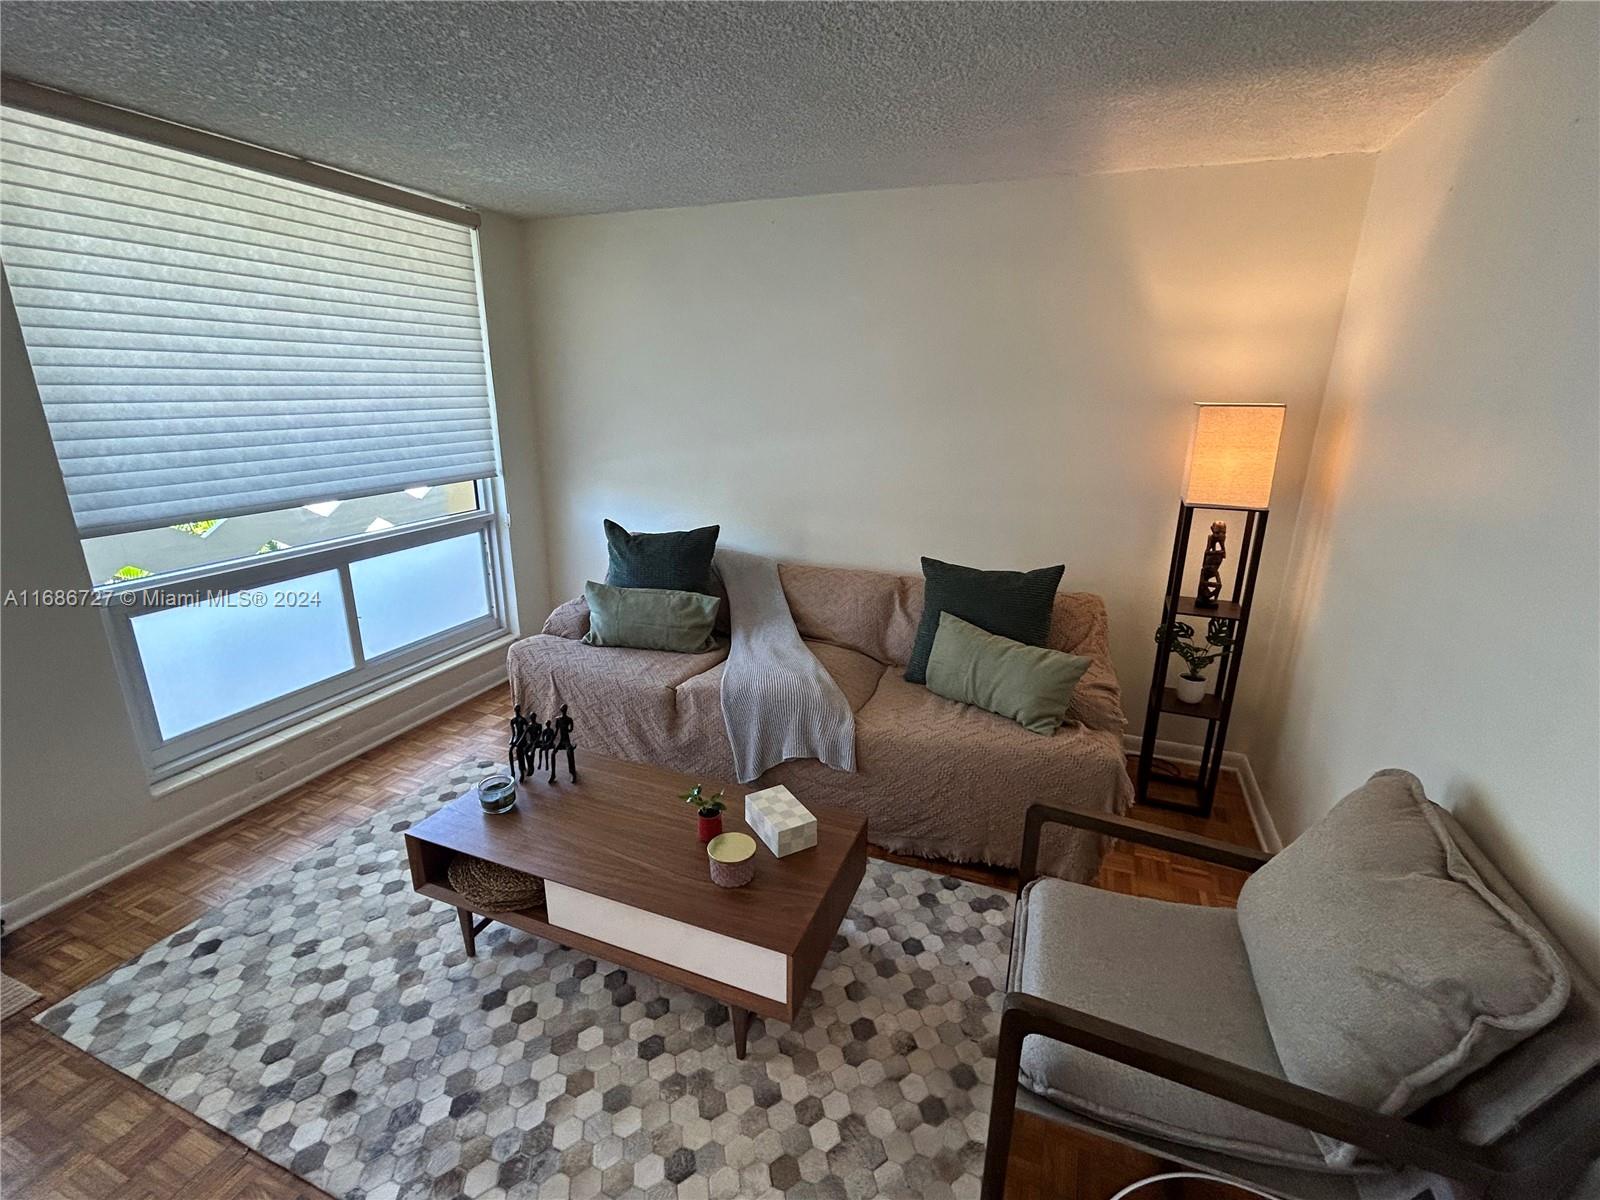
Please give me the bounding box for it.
[715,548,857,783]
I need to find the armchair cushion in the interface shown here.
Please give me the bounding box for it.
[1423,804,1600,1148]
[1236,769,1570,1166]
[1015,878,1367,1173]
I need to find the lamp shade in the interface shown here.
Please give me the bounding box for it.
[1181,404,1285,509]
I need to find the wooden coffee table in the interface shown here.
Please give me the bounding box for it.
[404,754,868,1058]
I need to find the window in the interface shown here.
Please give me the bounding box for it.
[80,481,481,585]
[1,104,508,776]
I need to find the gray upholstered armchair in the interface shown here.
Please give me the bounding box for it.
[982,771,1600,1200]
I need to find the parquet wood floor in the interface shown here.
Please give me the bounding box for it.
[1,683,1266,1200]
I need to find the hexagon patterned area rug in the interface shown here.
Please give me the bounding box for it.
[37,760,1013,1200]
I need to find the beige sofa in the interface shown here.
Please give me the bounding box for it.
[507,561,1132,881]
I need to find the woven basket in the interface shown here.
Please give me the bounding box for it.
[446,854,545,912]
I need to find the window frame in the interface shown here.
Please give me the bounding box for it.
[98,487,509,781]
[2,91,511,782]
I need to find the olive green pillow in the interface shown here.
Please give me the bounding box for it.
[924,612,1090,735]
[582,581,718,653]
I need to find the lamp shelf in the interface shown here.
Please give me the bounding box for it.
[1136,502,1269,819]
[1172,595,1242,621]
[1158,688,1224,721]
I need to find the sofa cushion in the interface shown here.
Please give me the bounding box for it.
[603,518,719,593]
[581,580,718,653]
[1236,769,1570,1166]
[1042,591,1126,735]
[905,557,1064,684]
[778,562,922,667]
[1016,879,1352,1172]
[507,633,727,751]
[838,672,1128,876]
[804,640,887,713]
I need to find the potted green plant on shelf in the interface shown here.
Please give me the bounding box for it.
[1154,618,1233,705]
[681,784,728,843]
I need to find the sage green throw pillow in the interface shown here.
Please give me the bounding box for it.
[924,612,1090,735]
[582,581,718,653]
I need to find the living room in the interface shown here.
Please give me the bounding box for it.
[1,3,1596,1199]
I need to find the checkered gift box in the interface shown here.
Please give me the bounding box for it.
[744,784,818,857]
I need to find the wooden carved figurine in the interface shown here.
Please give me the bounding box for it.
[1194,520,1227,608]
[554,704,577,782]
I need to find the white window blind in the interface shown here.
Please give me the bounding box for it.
[0,107,498,537]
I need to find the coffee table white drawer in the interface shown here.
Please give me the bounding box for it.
[544,881,789,1002]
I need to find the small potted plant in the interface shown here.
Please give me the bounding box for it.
[1154,618,1233,704]
[681,784,727,843]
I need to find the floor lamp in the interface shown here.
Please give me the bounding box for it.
[1136,403,1285,817]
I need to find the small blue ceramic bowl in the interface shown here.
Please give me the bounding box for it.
[478,772,517,814]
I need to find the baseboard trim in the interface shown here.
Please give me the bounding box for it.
[0,659,507,933]
[1122,735,1283,853]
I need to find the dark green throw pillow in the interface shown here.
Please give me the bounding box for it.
[905,556,1064,684]
[603,519,719,594]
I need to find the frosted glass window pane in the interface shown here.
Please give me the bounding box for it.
[131,569,353,738]
[350,533,489,658]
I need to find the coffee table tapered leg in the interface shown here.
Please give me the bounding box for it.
[457,907,477,957]
[731,1006,750,1059]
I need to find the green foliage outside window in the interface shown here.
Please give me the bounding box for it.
[171,519,222,537]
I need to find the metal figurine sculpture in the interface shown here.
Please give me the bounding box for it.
[508,704,537,780]
[1194,520,1228,608]
[539,720,558,785]
[508,700,579,787]
[526,713,543,779]
[554,704,578,782]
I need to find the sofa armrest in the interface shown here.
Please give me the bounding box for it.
[1019,802,1272,887]
[986,991,1498,1190]
[542,596,590,640]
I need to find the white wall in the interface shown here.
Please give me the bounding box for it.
[1259,3,1600,976]
[477,212,555,630]
[524,155,1376,750]
[0,216,543,924]
[1,273,152,901]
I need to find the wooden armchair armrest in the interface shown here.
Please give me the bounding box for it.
[1019,802,1273,887]
[989,991,1498,1191]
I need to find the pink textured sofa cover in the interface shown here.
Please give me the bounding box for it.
[507,562,1132,880]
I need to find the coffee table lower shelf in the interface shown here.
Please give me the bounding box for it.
[416,881,780,1058]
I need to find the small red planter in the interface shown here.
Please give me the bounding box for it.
[697,813,723,843]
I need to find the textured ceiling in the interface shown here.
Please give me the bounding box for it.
[0,1,1546,218]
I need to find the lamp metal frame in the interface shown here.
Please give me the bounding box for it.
[1136,501,1269,817]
